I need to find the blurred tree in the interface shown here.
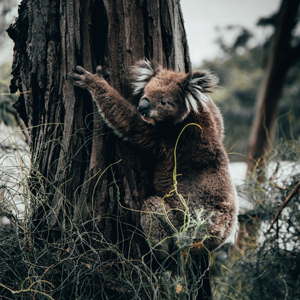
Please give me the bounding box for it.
[204,0,300,164]
[246,0,300,176]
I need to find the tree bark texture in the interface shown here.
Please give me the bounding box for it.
[246,0,300,175]
[9,0,190,253]
[7,0,213,298]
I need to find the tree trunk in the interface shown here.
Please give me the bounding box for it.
[8,0,211,298]
[246,0,300,176]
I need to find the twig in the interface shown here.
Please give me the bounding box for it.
[270,160,280,184]
[269,181,300,231]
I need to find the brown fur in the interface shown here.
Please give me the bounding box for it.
[70,61,238,258]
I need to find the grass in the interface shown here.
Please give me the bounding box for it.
[2,123,299,299]
[213,139,300,300]
[0,124,212,300]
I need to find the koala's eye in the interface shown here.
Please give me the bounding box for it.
[161,100,167,106]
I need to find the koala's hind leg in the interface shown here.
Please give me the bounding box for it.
[141,196,182,259]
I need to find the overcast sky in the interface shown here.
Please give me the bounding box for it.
[180,0,281,66]
[1,1,282,67]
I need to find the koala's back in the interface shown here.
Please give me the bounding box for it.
[148,101,237,253]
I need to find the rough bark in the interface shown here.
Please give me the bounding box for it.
[8,0,212,298]
[9,0,189,252]
[246,0,300,176]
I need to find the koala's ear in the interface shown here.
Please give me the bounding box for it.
[131,59,160,96]
[183,70,219,113]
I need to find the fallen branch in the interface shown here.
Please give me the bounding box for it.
[269,181,300,231]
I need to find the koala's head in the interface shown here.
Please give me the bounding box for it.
[132,60,218,125]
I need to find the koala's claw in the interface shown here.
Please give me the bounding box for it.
[96,66,103,75]
[75,66,88,74]
[96,66,110,80]
[69,72,84,87]
[70,65,107,90]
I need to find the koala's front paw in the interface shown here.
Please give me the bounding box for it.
[69,66,94,90]
[70,66,107,91]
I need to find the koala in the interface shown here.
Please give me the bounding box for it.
[70,60,238,258]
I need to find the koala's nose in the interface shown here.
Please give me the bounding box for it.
[138,98,151,116]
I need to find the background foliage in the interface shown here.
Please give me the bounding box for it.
[203,27,300,161]
[214,140,300,299]
[0,63,18,126]
[0,0,18,126]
